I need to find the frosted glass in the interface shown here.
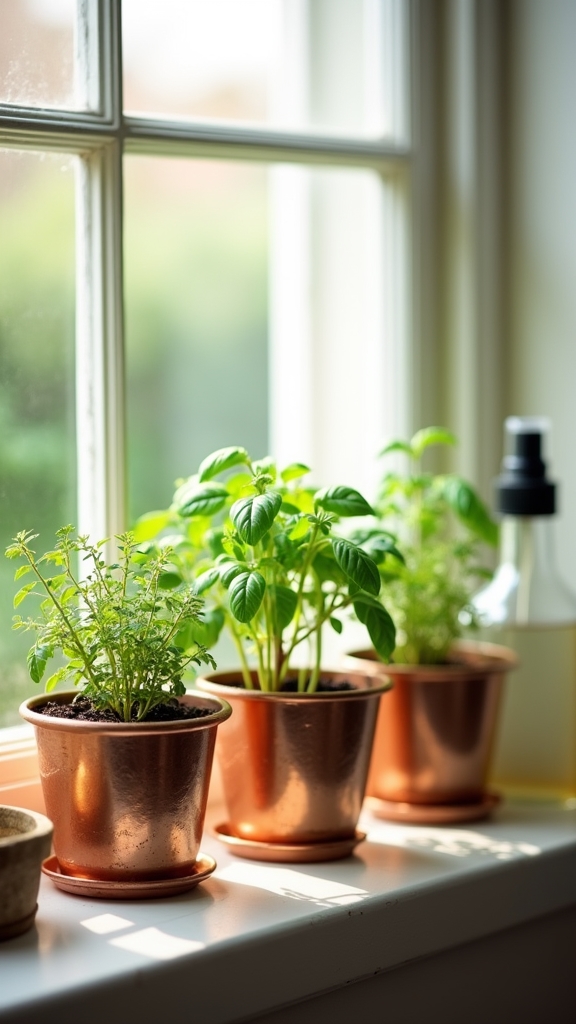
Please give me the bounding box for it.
[0,0,81,110]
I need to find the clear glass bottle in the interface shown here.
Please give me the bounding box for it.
[473,417,576,801]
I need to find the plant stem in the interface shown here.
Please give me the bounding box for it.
[226,614,253,689]
[279,523,320,686]
[21,548,100,691]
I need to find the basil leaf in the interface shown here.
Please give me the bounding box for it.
[331,538,381,596]
[439,476,499,546]
[353,599,396,661]
[229,571,266,623]
[198,446,250,482]
[175,481,229,518]
[268,584,298,631]
[315,485,374,517]
[231,492,282,545]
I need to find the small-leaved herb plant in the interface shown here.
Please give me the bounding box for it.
[136,447,397,693]
[5,527,216,721]
[352,427,498,665]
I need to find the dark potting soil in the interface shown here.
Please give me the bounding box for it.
[280,678,356,693]
[35,695,213,723]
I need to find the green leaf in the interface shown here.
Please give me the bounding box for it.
[312,551,348,586]
[379,440,414,458]
[331,538,381,596]
[315,485,374,517]
[289,516,311,541]
[206,528,226,557]
[268,584,297,631]
[353,600,396,661]
[14,564,32,581]
[280,501,301,516]
[281,463,311,483]
[27,644,51,684]
[198,446,250,482]
[439,476,499,546]
[329,616,343,635]
[44,666,68,693]
[174,481,229,518]
[189,608,225,648]
[225,472,253,498]
[354,530,405,565]
[252,456,276,479]
[133,510,172,542]
[158,571,183,590]
[14,582,38,607]
[411,426,456,459]
[231,492,282,545]
[220,562,247,588]
[194,568,220,595]
[228,571,266,623]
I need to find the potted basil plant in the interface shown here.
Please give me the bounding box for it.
[347,427,517,823]
[139,447,395,860]
[6,527,231,892]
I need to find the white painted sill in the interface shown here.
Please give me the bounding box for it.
[0,800,575,1024]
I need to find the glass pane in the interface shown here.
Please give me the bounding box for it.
[0,149,76,728]
[124,156,268,521]
[0,0,82,110]
[122,0,398,137]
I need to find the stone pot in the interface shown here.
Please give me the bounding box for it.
[0,805,53,941]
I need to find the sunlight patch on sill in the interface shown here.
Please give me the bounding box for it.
[80,913,135,935]
[364,821,541,860]
[217,862,368,907]
[110,927,205,960]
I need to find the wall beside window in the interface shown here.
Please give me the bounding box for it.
[505,0,576,588]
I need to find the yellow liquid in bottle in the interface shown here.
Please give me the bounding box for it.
[489,623,576,801]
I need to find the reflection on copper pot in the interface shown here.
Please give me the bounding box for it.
[196,670,391,844]
[20,691,231,881]
[347,641,517,805]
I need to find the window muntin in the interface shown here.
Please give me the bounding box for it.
[0,148,76,727]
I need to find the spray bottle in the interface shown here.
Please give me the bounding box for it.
[473,417,576,800]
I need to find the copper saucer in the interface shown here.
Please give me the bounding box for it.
[365,792,501,825]
[213,824,366,863]
[41,853,216,899]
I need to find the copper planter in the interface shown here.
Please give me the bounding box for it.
[347,641,516,806]
[20,691,231,882]
[196,670,390,844]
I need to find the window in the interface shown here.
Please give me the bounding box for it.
[0,0,411,735]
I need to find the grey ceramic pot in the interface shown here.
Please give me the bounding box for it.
[0,805,53,941]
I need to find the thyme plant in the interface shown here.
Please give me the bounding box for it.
[137,447,397,692]
[355,427,498,665]
[5,527,216,721]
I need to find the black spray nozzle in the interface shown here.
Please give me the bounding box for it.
[495,417,556,516]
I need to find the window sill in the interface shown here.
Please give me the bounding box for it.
[0,801,575,1024]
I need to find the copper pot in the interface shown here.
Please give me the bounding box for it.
[196,670,390,844]
[347,641,517,805]
[20,691,231,881]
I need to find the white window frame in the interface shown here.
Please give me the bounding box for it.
[0,0,416,794]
